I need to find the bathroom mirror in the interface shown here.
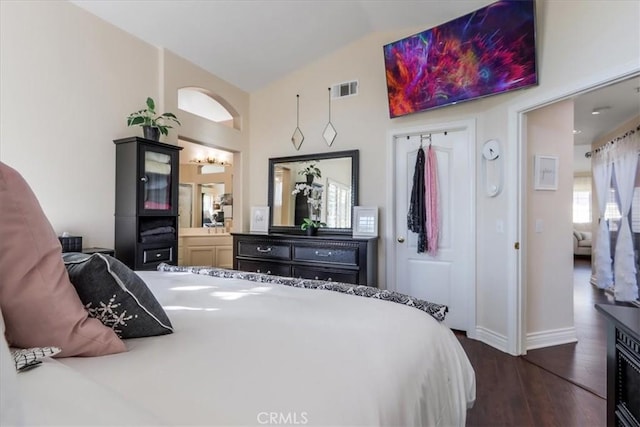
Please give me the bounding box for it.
[268,150,359,235]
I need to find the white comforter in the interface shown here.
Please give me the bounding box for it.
[20,271,475,426]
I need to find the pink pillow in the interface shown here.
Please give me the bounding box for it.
[0,162,126,357]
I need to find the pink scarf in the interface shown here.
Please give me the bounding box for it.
[424,145,439,256]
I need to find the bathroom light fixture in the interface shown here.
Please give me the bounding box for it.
[189,156,229,166]
[573,129,582,135]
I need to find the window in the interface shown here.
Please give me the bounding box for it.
[325,179,351,228]
[177,88,238,129]
[573,191,591,223]
[632,187,640,233]
[573,176,592,224]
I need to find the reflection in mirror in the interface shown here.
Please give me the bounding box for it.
[178,184,193,228]
[269,150,359,234]
[178,140,234,231]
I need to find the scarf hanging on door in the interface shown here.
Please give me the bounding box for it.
[425,145,439,256]
[407,147,426,253]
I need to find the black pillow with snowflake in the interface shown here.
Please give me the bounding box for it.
[62,253,173,339]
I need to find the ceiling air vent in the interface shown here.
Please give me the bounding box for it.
[331,80,358,99]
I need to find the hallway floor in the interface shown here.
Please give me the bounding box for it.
[521,257,635,398]
[462,257,639,425]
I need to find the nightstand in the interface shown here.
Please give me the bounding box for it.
[82,247,115,257]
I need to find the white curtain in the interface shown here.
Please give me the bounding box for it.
[611,132,639,301]
[592,150,614,289]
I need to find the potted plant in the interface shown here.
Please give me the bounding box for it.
[127,97,181,141]
[298,163,322,184]
[300,217,326,236]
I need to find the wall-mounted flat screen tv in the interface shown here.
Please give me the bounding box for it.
[383,0,538,118]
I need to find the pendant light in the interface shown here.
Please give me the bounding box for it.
[323,87,337,146]
[291,94,304,150]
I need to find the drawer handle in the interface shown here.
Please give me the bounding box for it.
[256,269,271,274]
[314,276,332,281]
[314,250,333,257]
[155,253,162,258]
[256,247,272,253]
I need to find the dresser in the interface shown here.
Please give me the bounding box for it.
[595,304,640,427]
[113,137,182,270]
[232,233,377,287]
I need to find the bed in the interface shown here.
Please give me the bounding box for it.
[0,161,475,426]
[12,267,475,426]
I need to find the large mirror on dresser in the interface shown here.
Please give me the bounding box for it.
[268,150,359,235]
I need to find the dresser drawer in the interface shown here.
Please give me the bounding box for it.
[293,245,358,266]
[292,266,358,284]
[237,260,291,277]
[142,246,173,265]
[238,241,291,260]
[232,233,377,287]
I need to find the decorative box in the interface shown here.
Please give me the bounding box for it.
[58,236,82,253]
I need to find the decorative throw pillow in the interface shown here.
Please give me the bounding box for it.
[63,253,173,338]
[0,162,126,357]
[11,347,61,371]
[0,306,23,425]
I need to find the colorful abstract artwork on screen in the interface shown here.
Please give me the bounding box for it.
[383,0,537,118]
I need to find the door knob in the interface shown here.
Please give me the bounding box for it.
[397,237,405,243]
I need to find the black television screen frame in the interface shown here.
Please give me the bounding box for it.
[383,0,538,118]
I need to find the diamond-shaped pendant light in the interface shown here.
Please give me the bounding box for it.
[323,87,337,146]
[291,94,304,150]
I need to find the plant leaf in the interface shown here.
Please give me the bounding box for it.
[146,97,155,111]
[128,116,145,126]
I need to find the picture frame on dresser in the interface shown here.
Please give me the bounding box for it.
[352,206,378,238]
[250,206,269,234]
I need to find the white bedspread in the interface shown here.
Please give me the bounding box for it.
[22,271,475,426]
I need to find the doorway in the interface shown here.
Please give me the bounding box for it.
[511,71,640,354]
[388,120,476,333]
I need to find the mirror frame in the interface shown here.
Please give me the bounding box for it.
[268,150,359,235]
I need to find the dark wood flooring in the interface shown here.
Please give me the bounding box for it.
[459,258,613,426]
[459,332,606,426]
[521,257,613,398]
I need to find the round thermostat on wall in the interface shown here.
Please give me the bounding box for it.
[481,139,503,197]
[482,139,501,160]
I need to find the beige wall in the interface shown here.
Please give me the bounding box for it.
[161,50,250,233]
[0,0,159,248]
[525,100,575,343]
[0,1,250,247]
[0,0,638,349]
[250,0,640,343]
[593,115,640,150]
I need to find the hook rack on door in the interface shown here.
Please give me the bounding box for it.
[420,134,432,148]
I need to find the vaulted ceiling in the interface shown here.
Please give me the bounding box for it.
[72,1,639,148]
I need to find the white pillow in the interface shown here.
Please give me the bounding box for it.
[0,306,24,426]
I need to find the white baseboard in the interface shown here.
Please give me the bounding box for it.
[526,327,578,351]
[475,326,508,353]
